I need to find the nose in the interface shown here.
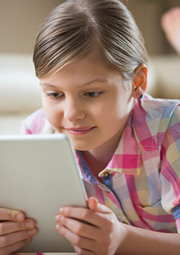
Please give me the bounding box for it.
[63,97,85,122]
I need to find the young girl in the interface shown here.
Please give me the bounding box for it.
[1,0,180,254]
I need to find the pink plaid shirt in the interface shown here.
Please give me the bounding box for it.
[21,94,180,233]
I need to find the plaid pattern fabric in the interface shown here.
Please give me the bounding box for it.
[21,94,180,233]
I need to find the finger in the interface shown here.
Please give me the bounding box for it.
[57,207,103,228]
[0,228,37,248]
[0,208,25,222]
[73,244,94,255]
[56,215,100,240]
[0,219,36,236]
[55,224,97,252]
[58,203,112,229]
[0,238,31,255]
[88,197,112,214]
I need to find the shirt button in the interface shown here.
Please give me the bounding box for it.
[104,172,110,177]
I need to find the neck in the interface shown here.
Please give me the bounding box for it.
[82,127,123,178]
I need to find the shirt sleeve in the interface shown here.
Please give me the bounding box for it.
[20,119,33,135]
[20,108,55,135]
[160,106,180,233]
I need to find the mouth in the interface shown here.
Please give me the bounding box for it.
[65,126,96,135]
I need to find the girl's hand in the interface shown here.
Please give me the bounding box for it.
[55,197,126,255]
[0,208,37,255]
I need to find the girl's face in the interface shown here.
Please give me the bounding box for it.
[40,52,134,154]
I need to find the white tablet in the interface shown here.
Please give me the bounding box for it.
[0,134,87,253]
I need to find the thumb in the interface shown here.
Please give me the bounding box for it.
[88,197,98,211]
[0,208,25,222]
[88,197,112,214]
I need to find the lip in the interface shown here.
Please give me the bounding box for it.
[65,126,96,135]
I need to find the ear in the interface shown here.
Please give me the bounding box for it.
[132,64,148,99]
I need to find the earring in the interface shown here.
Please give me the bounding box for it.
[137,93,143,100]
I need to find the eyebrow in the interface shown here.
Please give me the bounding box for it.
[40,78,108,88]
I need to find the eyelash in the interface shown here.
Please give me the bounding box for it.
[85,91,103,98]
[45,91,103,99]
[46,92,63,99]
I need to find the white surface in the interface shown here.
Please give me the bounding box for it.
[0,53,42,113]
[0,113,29,135]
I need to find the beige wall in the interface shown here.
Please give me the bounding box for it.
[0,0,179,55]
[0,0,63,53]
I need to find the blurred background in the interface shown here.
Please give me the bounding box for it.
[0,0,180,135]
[1,0,179,55]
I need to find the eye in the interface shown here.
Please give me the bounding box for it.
[85,92,102,98]
[46,92,63,99]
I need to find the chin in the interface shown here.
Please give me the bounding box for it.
[71,140,94,151]
[72,144,90,151]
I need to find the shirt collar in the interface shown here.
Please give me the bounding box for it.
[75,150,100,185]
[99,108,142,177]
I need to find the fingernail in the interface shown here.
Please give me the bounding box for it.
[56,215,64,222]
[56,224,62,231]
[16,214,23,221]
[60,208,64,215]
[28,229,37,236]
[55,215,61,222]
[26,221,33,229]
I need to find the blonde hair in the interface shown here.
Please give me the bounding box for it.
[33,0,148,80]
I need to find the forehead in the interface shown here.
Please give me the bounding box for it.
[41,52,125,87]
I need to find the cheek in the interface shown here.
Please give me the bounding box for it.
[42,98,63,127]
[101,94,132,127]
[101,99,126,120]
